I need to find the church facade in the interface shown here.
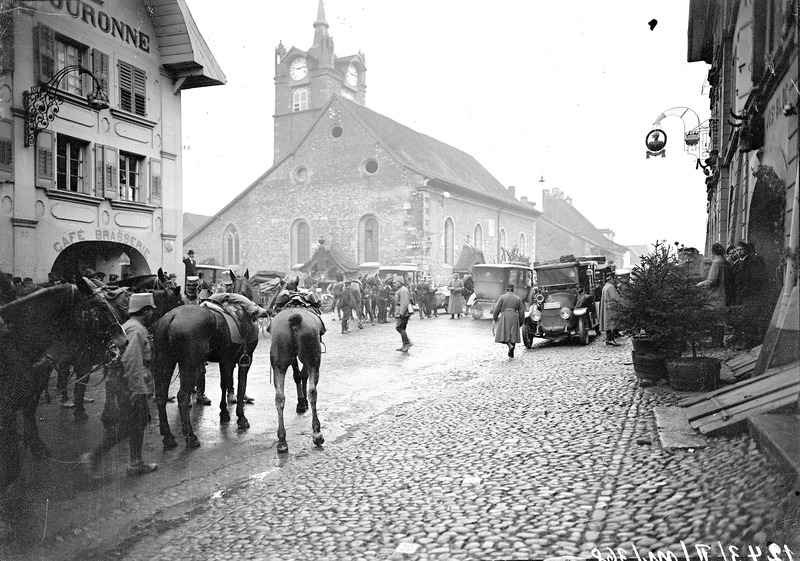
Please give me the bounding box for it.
[186,1,541,284]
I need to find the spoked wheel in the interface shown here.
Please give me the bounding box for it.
[522,323,534,349]
[259,316,272,338]
[578,317,590,346]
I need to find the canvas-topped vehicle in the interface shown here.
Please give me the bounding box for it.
[522,257,601,347]
[468,263,535,319]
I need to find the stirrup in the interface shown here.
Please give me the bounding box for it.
[320,340,327,353]
[238,354,251,368]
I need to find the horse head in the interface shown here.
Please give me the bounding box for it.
[76,277,128,350]
[229,269,256,303]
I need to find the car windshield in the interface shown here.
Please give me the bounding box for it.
[475,268,505,283]
[536,266,579,287]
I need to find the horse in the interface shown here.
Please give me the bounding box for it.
[328,281,344,320]
[152,269,260,449]
[270,306,324,453]
[0,280,127,489]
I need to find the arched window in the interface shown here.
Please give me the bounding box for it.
[519,233,526,256]
[292,88,308,112]
[499,228,507,253]
[358,215,380,263]
[291,219,310,266]
[474,223,483,252]
[444,217,454,265]
[224,224,240,265]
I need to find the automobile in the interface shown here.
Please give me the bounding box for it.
[378,263,425,287]
[195,264,236,293]
[467,263,535,319]
[522,258,601,347]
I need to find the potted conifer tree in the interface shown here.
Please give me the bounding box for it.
[614,241,722,389]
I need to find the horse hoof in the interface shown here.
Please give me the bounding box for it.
[220,411,230,423]
[313,434,325,447]
[296,403,308,414]
[163,436,178,449]
[186,436,201,449]
[237,418,250,431]
[277,442,289,454]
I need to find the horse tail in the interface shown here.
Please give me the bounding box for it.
[288,312,303,332]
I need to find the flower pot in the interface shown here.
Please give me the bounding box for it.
[631,351,668,382]
[666,357,721,392]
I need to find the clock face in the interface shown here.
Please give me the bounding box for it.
[290,57,307,80]
[345,63,358,87]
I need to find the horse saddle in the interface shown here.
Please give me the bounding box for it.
[200,301,255,344]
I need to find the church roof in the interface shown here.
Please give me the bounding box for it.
[338,97,523,205]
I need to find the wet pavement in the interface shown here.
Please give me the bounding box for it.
[2,313,799,560]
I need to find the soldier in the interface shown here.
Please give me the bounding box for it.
[376,281,389,324]
[339,280,353,334]
[393,276,413,352]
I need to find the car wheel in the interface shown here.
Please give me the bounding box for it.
[578,317,589,346]
[470,305,483,320]
[522,323,534,349]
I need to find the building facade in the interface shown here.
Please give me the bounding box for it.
[186,1,541,285]
[0,0,224,282]
[688,0,797,294]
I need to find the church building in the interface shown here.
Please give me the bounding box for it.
[185,1,541,284]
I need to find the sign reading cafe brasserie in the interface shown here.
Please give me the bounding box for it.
[55,229,152,259]
[26,0,151,53]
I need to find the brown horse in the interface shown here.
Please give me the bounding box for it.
[0,280,127,488]
[270,306,324,453]
[152,270,260,449]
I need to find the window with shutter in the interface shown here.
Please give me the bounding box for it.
[36,130,54,183]
[150,158,162,205]
[119,61,146,117]
[56,134,88,193]
[35,24,55,84]
[0,120,11,172]
[103,146,117,200]
[95,143,104,195]
[119,151,144,202]
[92,49,109,98]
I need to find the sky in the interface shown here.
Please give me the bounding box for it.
[180,0,711,250]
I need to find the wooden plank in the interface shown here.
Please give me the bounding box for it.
[691,385,799,432]
[682,367,798,421]
[654,406,707,450]
[698,392,799,435]
[679,361,798,408]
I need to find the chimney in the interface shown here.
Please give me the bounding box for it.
[542,188,550,197]
[565,196,573,205]
[520,196,528,204]
[508,185,516,198]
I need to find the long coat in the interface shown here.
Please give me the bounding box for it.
[492,292,525,344]
[698,254,729,311]
[447,278,464,315]
[599,281,621,332]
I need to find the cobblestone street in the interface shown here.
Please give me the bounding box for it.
[6,314,795,560]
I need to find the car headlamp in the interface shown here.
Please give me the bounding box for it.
[531,310,542,322]
[559,307,572,320]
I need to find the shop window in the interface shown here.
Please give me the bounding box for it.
[119,60,146,116]
[56,134,89,193]
[119,151,144,202]
[293,88,308,112]
[359,215,379,263]
[444,217,454,265]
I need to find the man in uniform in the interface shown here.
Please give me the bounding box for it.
[339,280,353,334]
[393,276,413,352]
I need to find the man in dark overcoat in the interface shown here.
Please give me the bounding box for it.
[492,284,525,358]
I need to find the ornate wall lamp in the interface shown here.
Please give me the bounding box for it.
[23,65,110,147]
[645,106,710,165]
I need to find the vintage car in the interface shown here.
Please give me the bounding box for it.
[522,258,601,347]
[378,263,424,286]
[468,263,535,319]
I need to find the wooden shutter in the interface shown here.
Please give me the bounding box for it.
[81,142,92,195]
[0,120,11,172]
[35,24,55,84]
[150,158,162,205]
[92,49,109,98]
[36,129,54,183]
[133,67,146,116]
[119,61,132,112]
[95,143,104,195]
[103,146,117,200]
[0,11,13,73]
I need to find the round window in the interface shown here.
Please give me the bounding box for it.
[363,159,379,175]
[330,125,343,139]
[294,166,308,183]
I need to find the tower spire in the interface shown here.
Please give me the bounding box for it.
[314,0,328,30]
[310,0,334,68]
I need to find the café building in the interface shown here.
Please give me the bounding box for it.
[0,0,224,281]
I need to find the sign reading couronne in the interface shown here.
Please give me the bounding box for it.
[54,228,152,258]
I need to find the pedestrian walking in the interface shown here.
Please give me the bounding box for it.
[600,271,622,346]
[492,284,525,358]
[447,273,464,319]
[393,275,413,352]
[82,293,159,478]
[697,242,730,347]
[340,279,353,334]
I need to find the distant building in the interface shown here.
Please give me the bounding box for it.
[0,1,224,281]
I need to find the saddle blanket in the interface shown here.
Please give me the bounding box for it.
[200,300,255,344]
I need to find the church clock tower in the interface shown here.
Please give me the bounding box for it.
[273,0,367,163]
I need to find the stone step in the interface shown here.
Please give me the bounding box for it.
[748,412,800,484]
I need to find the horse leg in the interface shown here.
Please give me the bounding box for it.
[272,364,289,453]
[20,393,49,457]
[218,361,232,424]
[306,363,324,447]
[234,358,250,431]
[293,358,307,413]
[155,363,178,449]
[177,363,200,448]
